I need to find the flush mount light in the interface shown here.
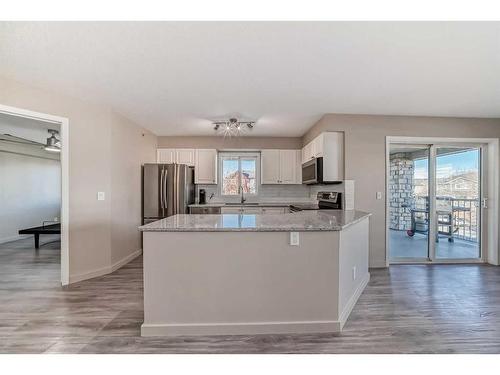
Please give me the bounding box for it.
[213,118,255,137]
[44,129,61,153]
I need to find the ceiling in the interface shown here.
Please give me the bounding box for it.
[1,22,499,137]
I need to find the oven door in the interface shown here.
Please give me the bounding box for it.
[302,158,319,184]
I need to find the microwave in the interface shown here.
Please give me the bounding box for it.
[302,157,342,185]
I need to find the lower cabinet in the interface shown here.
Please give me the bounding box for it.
[260,207,287,214]
[221,207,244,214]
[189,207,221,214]
[220,206,288,214]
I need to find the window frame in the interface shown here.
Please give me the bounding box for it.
[218,151,260,199]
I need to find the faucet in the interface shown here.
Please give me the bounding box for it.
[240,185,246,204]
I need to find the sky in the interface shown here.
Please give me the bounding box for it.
[414,149,479,179]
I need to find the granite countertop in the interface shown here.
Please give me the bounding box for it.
[139,210,371,232]
[188,202,312,208]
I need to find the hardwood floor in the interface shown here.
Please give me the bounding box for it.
[1,237,499,353]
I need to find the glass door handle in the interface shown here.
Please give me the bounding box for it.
[482,198,488,209]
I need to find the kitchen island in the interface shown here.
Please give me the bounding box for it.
[139,210,371,337]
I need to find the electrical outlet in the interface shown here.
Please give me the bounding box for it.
[352,266,356,280]
[376,192,382,200]
[97,192,105,201]
[290,232,299,246]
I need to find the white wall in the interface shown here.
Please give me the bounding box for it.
[0,75,158,283]
[0,151,61,243]
[110,111,157,265]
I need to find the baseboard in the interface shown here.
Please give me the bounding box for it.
[141,319,342,337]
[338,272,370,330]
[0,234,30,244]
[69,249,142,284]
[110,249,143,273]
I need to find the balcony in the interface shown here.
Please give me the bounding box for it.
[390,197,480,259]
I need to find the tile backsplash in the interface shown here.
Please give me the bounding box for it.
[195,182,350,204]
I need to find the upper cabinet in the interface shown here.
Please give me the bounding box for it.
[279,150,299,184]
[261,150,281,184]
[301,132,344,181]
[175,149,195,166]
[301,133,325,163]
[195,149,217,184]
[261,149,301,184]
[157,148,176,164]
[157,148,217,184]
[157,148,195,166]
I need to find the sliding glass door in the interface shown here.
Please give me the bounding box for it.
[389,143,482,262]
[435,147,481,260]
[389,144,430,260]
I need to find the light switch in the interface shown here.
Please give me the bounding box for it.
[376,192,382,200]
[290,232,299,246]
[97,192,105,201]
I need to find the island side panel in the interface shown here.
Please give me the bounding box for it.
[142,230,341,336]
[338,216,370,329]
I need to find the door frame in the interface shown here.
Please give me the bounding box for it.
[0,104,70,285]
[385,136,499,267]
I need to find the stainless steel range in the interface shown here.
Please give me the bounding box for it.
[290,192,343,212]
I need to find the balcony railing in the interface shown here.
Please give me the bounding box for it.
[451,198,479,242]
[413,196,479,243]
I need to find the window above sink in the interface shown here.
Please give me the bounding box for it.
[219,152,260,198]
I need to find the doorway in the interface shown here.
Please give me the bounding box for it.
[386,137,498,265]
[0,104,69,285]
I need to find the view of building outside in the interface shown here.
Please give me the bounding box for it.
[221,157,257,195]
[413,149,480,241]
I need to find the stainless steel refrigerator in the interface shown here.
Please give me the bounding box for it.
[142,164,195,224]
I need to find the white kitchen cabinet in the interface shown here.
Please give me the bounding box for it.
[221,207,243,214]
[261,150,281,184]
[157,148,176,163]
[261,149,301,184]
[301,142,313,164]
[241,207,262,214]
[220,207,263,214]
[322,132,344,181]
[157,148,196,166]
[301,132,344,181]
[295,150,302,183]
[195,149,217,184]
[311,133,324,158]
[279,150,298,184]
[302,134,325,163]
[176,149,195,166]
[260,207,286,214]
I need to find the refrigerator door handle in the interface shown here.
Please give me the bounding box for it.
[179,165,182,214]
[174,164,179,214]
[163,167,168,211]
[160,167,164,212]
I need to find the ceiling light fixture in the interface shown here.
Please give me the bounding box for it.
[213,118,255,137]
[44,129,61,153]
